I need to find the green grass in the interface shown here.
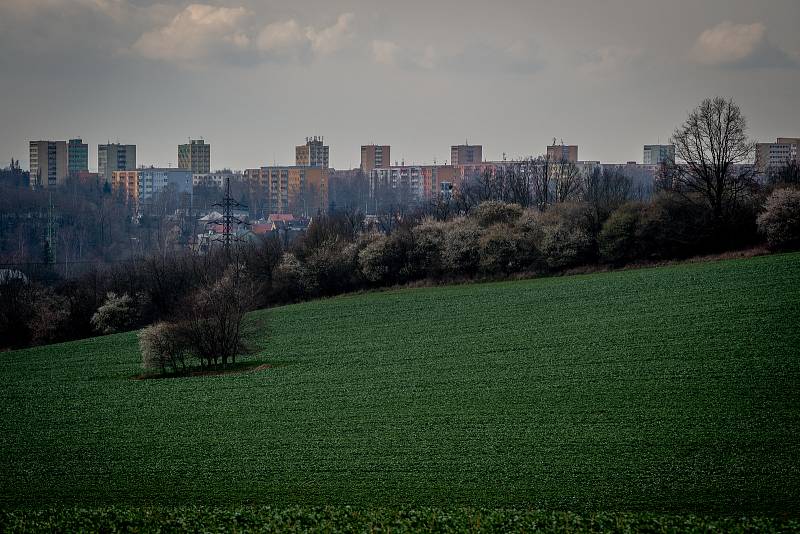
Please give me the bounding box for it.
[1,253,799,517]
[2,506,798,533]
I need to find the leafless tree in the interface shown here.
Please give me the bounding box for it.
[582,166,633,236]
[767,160,800,187]
[669,97,756,219]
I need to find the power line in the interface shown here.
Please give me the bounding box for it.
[208,175,248,257]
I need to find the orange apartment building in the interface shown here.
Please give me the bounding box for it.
[110,170,139,204]
[244,166,328,217]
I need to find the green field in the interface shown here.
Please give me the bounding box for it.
[1,253,799,518]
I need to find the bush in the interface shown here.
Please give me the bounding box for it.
[272,253,316,302]
[410,219,448,277]
[512,210,543,271]
[90,292,136,335]
[357,231,413,285]
[637,193,713,259]
[599,203,646,265]
[534,203,595,269]
[479,224,522,274]
[138,321,191,375]
[28,288,71,346]
[757,188,800,250]
[304,238,360,296]
[441,220,481,275]
[469,201,523,227]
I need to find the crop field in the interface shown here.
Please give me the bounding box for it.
[1,253,799,519]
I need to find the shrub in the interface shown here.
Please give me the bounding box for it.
[28,288,71,346]
[757,188,800,250]
[534,203,595,269]
[272,253,316,302]
[637,193,712,259]
[469,201,523,227]
[512,210,543,271]
[441,220,481,275]
[599,203,646,265]
[479,224,522,274]
[90,292,135,335]
[304,238,360,296]
[357,231,413,285]
[138,321,191,375]
[410,219,448,277]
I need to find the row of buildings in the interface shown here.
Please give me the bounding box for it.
[27,135,799,218]
[28,139,210,189]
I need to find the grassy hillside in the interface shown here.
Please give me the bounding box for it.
[1,253,799,514]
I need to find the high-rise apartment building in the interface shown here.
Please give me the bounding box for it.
[361,145,390,174]
[244,166,328,216]
[98,143,136,183]
[67,139,89,176]
[450,144,482,165]
[756,137,800,174]
[29,140,68,189]
[110,170,139,204]
[296,137,329,168]
[546,144,578,163]
[643,144,675,165]
[178,139,211,174]
[138,168,193,208]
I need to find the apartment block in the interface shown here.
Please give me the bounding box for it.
[755,137,800,173]
[67,138,89,176]
[193,171,241,190]
[29,140,68,189]
[361,145,391,174]
[99,143,136,183]
[369,166,425,205]
[546,144,578,163]
[178,139,211,174]
[137,167,193,208]
[111,170,139,204]
[296,136,329,168]
[245,166,328,217]
[451,144,482,165]
[643,144,675,165]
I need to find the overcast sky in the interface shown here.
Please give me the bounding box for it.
[1,0,799,171]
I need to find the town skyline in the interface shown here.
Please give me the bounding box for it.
[2,0,800,170]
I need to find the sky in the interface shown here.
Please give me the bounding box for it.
[1,0,799,171]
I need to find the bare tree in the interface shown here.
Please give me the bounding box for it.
[582,166,633,236]
[768,160,800,187]
[669,97,756,219]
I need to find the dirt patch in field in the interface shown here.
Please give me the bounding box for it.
[133,362,272,380]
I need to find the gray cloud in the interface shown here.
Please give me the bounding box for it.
[370,39,542,74]
[691,21,797,68]
[131,5,355,67]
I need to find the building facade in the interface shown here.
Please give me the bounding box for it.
[192,171,241,190]
[110,170,139,204]
[29,140,68,189]
[244,166,328,217]
[178,139,211,174]
[755,137,800,174]
[643,144,675,165]
[546,144,578,163]
[369,166,425,207]
[451,144,482,165]
[98,143,136,183]
[296,136,329,168]
[137,168,193,207]
[67,139,89,176]
[361,145,390,174]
